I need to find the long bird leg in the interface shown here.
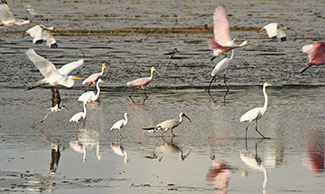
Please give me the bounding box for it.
[129,87,138,100]
[300,65,312,73]
[207,75,217,96]
[255,120,270,139]
[139,131,145,144]
[74,123,79,139]
[223,73,229,101]
[142,88,148,99]
[171,129,176,137]
[166,56,172,65]
[160,129,167,137]
[245,122,252,139]
[40,111,53,123]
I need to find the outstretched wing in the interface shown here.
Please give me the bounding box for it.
[42,29,57,48]
[0,1,16,23]
[303,42,325,64]
[26,25,43,43]
[58,59,84,76]
[213,6,232,46]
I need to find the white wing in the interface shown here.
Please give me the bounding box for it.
[277,28,287,39]
[0,3,16,24]
[25,49,61,79]
[211,58,231,76]
[240,107,262,122]
[26,25,43,43]
[58,59,84,76]
[78,91,95,103]
[42,29,57,47]
[262,23,278,38]
[111,119,124,130]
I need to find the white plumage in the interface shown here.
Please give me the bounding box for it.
[259,23,292,41]
[69,103,87,124]
[111,113,128,131]
[25,25,58,48]
[0,0,37,26]
[78,79,103,103]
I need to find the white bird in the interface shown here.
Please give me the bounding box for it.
[25,25,58,48]
[0,0,37,26]
[144,112,192,137]
[111,113,128,136]
[111,143,129,164]
[69,102,87,130]
[208,49,234,97]
[25,49,83,89]
[259,23,293,41]
[240,83,271,139]
[78,79,103,103]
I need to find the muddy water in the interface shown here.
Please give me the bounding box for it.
[1,0,325,193]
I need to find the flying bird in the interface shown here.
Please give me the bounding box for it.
[40,87,65,123]
[25,25,58,48]
[82,63,107,91]
[208,49,234,98]
[25,49,83,89]
[78,79,103,103]
[259,23,293,41]
[0,0,37,26]
[240,83,271,139]
[143,112,192,137]
[111,113,128,136]
[207,6,250,61]
[127,66,159,100]
[301,42,325,73]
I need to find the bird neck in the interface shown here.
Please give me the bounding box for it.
[149,69,155,80]
[95,81,101,98]
[230,49,235,59]
[179,114,183,123]
[124,115,128,125]
[16,20,30,25]
[82,103,87,115]
[262,85,268,114]
[100,66,106,76]
[124,152,128,164]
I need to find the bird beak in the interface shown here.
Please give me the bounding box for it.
[154,68,160,74]
[24,32,29,36]
[266,83,272,87]
[73,76,83,80]
[184,114,192,123]
[258,28,265,32]
[210,56,216,62]
[103,63,107,68]
[99,79,104,83]
[30,20,38,24]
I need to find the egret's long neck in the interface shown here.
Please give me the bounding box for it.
[95,81,101,98]
[83,103,87,115]
[149,69,155,80]
[262,86,268,114]
[124,115,128,125]
[124,152,128,164]
[230,49,235,60]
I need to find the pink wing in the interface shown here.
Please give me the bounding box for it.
[82,73,101,85]
[127,77,151,87]
[302,42,325,65]
[213,6,232,46]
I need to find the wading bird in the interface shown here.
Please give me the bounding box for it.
[127,66,159,100]
[164,48,178,64]
[25,25,58,48]
[25,49,83,89]
[301,42,325,73]
[111,113,128,136]
[208,49,234,98]
[78,79,103,103]
[0,0,37,26]
[207,6,250,61]
[40,88,65,123]
[143,112,192,137]
[240,83,271,139]
[69,102,87,130]
[259,23,293,41]
[82,63,107,91]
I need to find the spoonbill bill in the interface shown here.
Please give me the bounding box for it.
[25,25,58,48]
[111,113,129,136]
[240,83,271,139]
[143,112,192,137]
[207,6,251,61]
[25,49,83,89]
[82,63,107,91]
[301,42,325,73]
[127,66,159,100]
[78,79,103,103]
[0,0,37,26]
[69,102,87,130]
[259,23,293,41]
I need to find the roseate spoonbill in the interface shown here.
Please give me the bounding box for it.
[208,49,234,98]
[40,88,65,123]
[301,42,325,73]
[143,112,192,137]
[127,66,159,100]
[111,143,129,164]
[0,0,37,26]
[259,23,293,41]
[25,49,83,89]
[207,6,251,61]
[164,48,178,64]
[111,113,128,137]
[25,25,58,48]
[78,79,103,103]
[240,83,271,139]
[69,102,87,130]
[82,63,107,91]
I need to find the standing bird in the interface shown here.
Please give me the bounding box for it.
[78,79,103,103]
[82,63,107,91]
[0,0,37,26]
[111,113,129,136]
[164,48,178,65]
[259,23,293,42]
[40,87,65,123]
[127,66,159,100]
[207,6,250,61]
[25,49,83,89]
[25,25,58,48]
[208,49,234,98]
[300,42,325,73]
[240,83,271,139]
[143,112,192,137]
[69,102,87,130]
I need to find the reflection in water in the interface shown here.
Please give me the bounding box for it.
[40,87,65,123]
[111,143,129,164]
[157,137,191,161]
[303,130,325,174]
[69,128,102,163]
[141,138,163,162]
[41,130,61,175]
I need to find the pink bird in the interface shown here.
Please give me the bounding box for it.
[207,6,251,61]
[301,42,325,73]
[82,63,107,91]
[127,66,159,100]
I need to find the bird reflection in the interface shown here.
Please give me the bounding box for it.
[141,138,163,162]
[157,137,191,161]
[41,130,61,175]
[40,87,64,123]
[111,142,129,164]
[69,128,102,163]
[303,130,324,174]
[206,156,231,194]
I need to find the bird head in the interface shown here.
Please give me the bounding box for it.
[29,20,38,24]
[264,82,272,87]
[48,26,59,31]
[151,67,160,74]
[124,113,129,117]
[102,63,107,69]
[180,112,192,123]
[258,28,265,33]
[97,78,104,83]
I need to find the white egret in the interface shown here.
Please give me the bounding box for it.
[25,25,58,48]
[111,113,128,136]
[259,23,293,41]
[240,83,272,139]
[0,0,37,26]
[78,79,103,103]
[25,49,83,89]
[69,102,87,130]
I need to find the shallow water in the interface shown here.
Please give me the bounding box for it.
[1,0,325,193]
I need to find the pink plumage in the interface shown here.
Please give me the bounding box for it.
[82,73,101,85]
[302,42,325,66]
[127,77,151,88]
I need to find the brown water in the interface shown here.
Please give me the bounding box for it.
[1,0,325,193]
